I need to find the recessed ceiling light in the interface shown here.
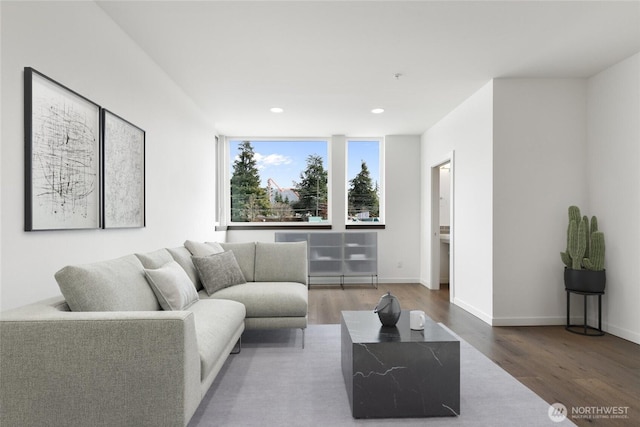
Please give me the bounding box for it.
[371,108,385,114]
[270,107,284,113]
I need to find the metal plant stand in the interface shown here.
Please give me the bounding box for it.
[565,289,605,336]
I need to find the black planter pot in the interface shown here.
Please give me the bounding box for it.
[564,267,606,293]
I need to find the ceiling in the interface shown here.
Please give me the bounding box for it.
[97,0,640,137]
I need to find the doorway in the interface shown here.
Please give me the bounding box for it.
[430,154,454,302]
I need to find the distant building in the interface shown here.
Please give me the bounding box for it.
[267,178,299,204]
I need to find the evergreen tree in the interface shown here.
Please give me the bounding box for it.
[348,160,379,218]
[293,154,328,219]
[230,141,269,221]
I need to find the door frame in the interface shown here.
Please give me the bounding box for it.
[430,151,455,302]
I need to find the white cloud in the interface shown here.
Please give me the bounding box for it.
[254,153,293,169]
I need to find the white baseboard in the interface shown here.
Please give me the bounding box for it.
[491,316,567,326]
[418,279,440,290]
[452,297,492,325]
[601,322,640,345]
[377,277,421,284]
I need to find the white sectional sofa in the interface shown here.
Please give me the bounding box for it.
[0,240,308,427]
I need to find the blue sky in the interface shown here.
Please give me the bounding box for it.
[229,140,380,189]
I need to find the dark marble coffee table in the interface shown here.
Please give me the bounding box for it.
[341,310,460,419]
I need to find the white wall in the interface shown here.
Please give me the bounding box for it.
[587,53,640,343]
[421,81,494,324]
[422,66,640,344]
[0,7,3,308]
[492,79,589,325]
[439,166,450,226]
[379,135,421,283]
[227,134,423,285]
[1,1,221,310]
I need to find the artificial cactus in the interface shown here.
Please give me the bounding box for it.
[561,206,581,267]
[583,231,605,271]
[583,215,590,258]
[560,205,605,271]
[585,215,598,259]
[568,205,581,223]
[568,218,587,270]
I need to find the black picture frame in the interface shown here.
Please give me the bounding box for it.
[24,67,102,231]
[102,109,145,228]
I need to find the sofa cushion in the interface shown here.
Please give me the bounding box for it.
[167,246,202,291]
[206,282,308,318]
[254,241,307,284]
[219,242,256,282]
[184,240,224,257]
[144,261,199,311]
[187,299,245,381]
[192,251,247,295]
[135,248,174,269]
[55,255,160,312]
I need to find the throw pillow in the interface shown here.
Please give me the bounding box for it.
[55,254,160,312]
[144,261,199,311]
[167,246,202,291]
[192,251,247,296]
[135,248,174,269]
[184,240,224,257]
[219,242,257,281]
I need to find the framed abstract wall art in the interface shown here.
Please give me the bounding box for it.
[102,109,145,228]
[24,67,101,231]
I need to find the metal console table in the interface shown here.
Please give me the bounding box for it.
[275,231,378,289]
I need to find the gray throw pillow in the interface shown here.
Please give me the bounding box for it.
[144,261,199,311]
[192,251,247,296]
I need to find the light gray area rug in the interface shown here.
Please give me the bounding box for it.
[189,324,575,426]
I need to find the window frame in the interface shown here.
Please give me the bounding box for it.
[222,136,332,228]
[345,137,385,227]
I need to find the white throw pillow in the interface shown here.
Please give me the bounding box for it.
[144,261,199,311]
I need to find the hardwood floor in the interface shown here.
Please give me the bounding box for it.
[308,283,640,426]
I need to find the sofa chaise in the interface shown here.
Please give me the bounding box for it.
[0,240,308,427]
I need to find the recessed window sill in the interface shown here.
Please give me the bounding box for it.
[346,224,385,230]
[218,224,332,231]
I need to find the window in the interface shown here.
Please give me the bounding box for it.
[347,138,383,225]
[227,138,329,224]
